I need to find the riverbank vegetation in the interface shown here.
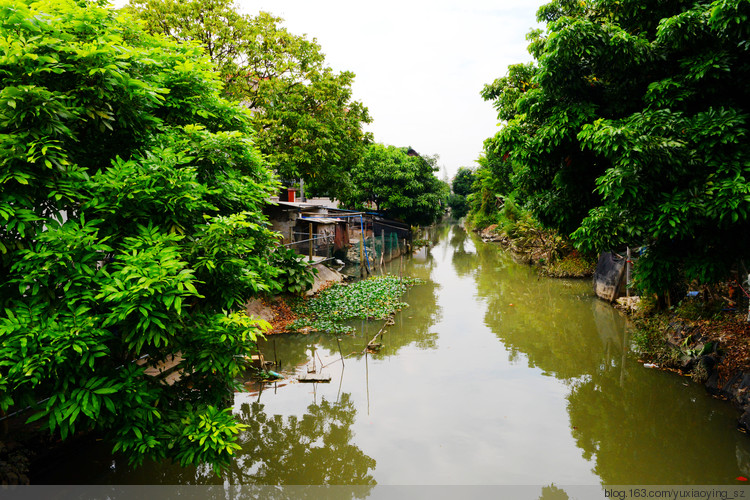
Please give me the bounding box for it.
[466,0,750,421]
[465,188,596,278]
[470,0,749,300]
[287,275,422,336]
[0,0,322,476]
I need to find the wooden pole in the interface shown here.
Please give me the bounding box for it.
[360,238,365,278]
[273,338,278,368]
[626,247,631,297]
[309,222,313,262]
[381,229,385,267]
[336,337,345,367]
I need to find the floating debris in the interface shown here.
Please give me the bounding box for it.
[298,372,332,383]
[367,342,382,352]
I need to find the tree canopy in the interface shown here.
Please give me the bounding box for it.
[447,167,476,219]
[128,0,372,201]
[481,0,750,294]
[0,0,285,472]
[341,144,448,226]
[452,167,476,198]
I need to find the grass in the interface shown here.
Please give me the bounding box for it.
[630,316,681,365]
[542,252,597,278]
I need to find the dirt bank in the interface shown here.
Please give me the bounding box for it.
[245,261,346,334]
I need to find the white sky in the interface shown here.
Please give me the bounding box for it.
[238,0,545,180]
[115,0,546,179]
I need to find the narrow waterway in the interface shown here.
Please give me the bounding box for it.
[34,224,750,488]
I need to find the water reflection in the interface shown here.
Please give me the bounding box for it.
[450,225,476,278]
[229,395,376,487]
[539,484,570,499]
[459,228,750,484]
[471,240,624,379]
[30,224,750,486]
[33,394,376,490]
[568,366,750,484]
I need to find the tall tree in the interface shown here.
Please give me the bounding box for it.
[341,145,447,226]
[128,0,372,200]
[482,0,750,295]
[0,0,283,472]
[452,167,476,197]
[447,167,476,219]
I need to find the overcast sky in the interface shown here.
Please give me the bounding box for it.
[238,0,545,179]
[115,0,546,179]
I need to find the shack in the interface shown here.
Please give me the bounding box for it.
[262,199,412,267]
[263,199,349,262]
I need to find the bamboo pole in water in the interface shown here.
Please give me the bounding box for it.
[336,337,345,367]
[273,338,278,368]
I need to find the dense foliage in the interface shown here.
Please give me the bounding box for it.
[269,247,318,295]
[447,167,475,219]
[341,144,448,226]
[128,0,372,200]
[0,0,285,472]
[480,0,750,295]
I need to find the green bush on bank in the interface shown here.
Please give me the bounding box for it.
[467,196,596,278]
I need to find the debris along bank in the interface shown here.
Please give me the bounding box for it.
[630,298,750,433]
[592,250,750,433]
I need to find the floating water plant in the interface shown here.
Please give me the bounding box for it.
[288,275,422,334]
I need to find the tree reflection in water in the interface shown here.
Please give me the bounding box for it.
[228,394,376,488]
[457,226,750,485]
[32,392,377,490]
[538,483,570,499]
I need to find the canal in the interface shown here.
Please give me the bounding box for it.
[34,224,750,489]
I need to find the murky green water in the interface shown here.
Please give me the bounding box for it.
[34,225,750,487]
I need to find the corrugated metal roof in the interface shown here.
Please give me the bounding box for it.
[298,217,343,224]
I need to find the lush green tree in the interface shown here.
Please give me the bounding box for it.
[482,0,750,295]
[340,145,447,226]
[446,167,475,219]
[451,167,476,198]
[128,0,372,200]
[465,155,509,229]
[0,0,286,472]
[447,194,469,219]
[480,62,538,201]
